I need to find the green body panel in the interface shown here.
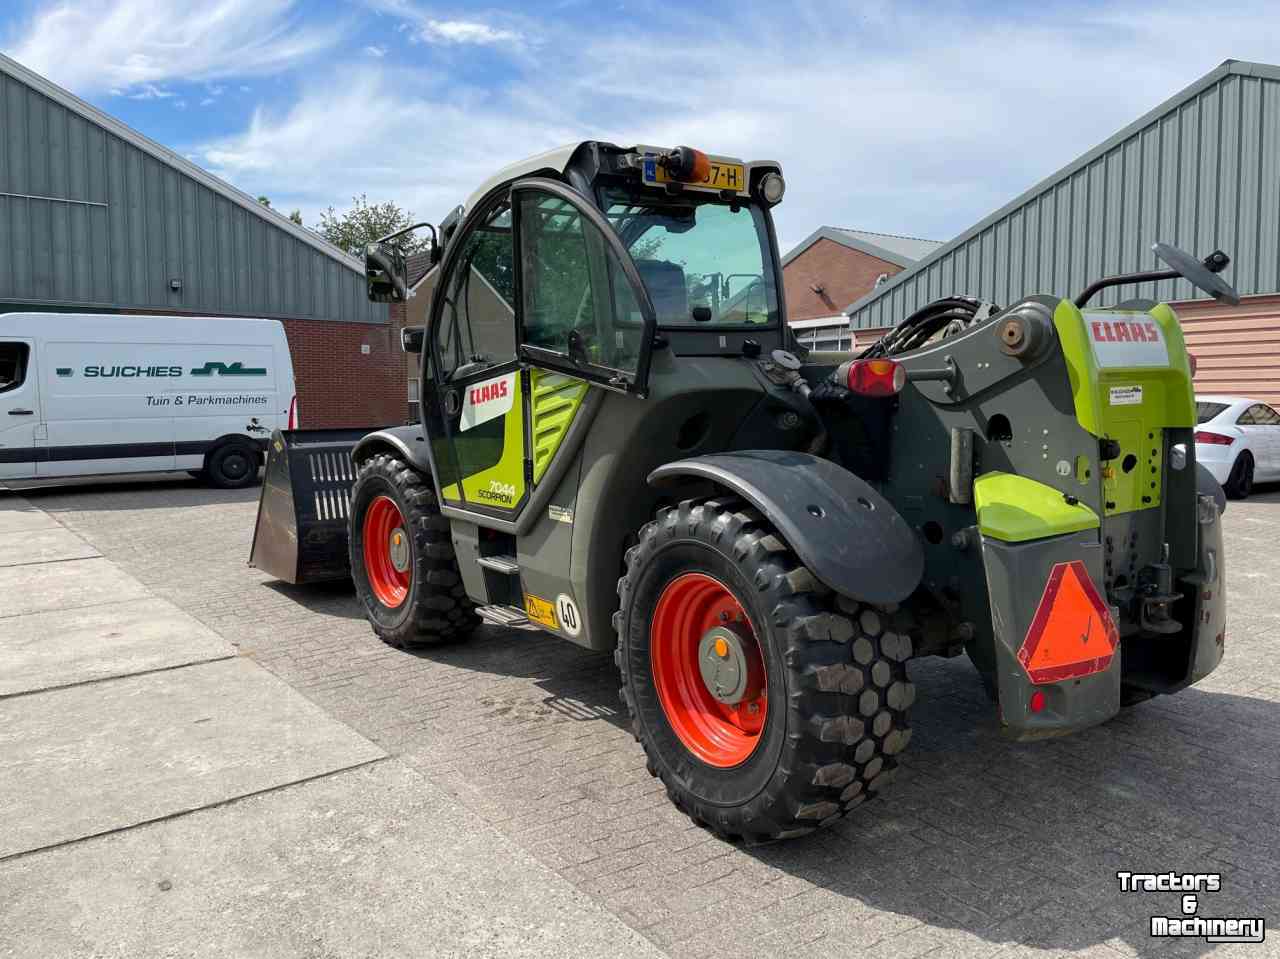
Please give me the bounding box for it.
[973,471,1100,542]
[441,375,527,510]
[1051,299,1195,516]
[529,370,589,484]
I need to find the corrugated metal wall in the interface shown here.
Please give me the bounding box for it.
[849,61,1280,329]
[0,63,384,325]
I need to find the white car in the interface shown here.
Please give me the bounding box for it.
[1195,394,1280,499]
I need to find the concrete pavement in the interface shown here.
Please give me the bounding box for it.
[0,488,664,958]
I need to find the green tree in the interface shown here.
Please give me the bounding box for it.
[318,194,432,258]
[256,195,271,208]
[288,209,303,226]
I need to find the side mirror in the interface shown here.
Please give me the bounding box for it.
[401,326,425,354]
[366,241,407,303]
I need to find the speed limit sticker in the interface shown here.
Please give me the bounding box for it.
[556,594,582,638]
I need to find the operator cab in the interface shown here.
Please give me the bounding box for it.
[366,142,791,388]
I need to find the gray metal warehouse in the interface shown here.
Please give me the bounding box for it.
[846,59,1280,406]
[0,52,407,429]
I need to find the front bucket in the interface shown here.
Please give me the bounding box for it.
[248,428,373,584]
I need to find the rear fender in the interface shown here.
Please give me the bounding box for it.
[352,425,432,473]
[648,451,923,604]
[973,472,1120,737]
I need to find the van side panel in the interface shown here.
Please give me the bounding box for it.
[41,340,282,476]
[0,314,293,481]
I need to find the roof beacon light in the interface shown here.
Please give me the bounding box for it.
[759,172,786,205]
[662,146,711,183]
[840,358,906,397]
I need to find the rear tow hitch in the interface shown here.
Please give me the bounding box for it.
[1138,544,1182,635]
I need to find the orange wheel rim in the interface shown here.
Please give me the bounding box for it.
[363,495,410,608]
[650,572,767,768]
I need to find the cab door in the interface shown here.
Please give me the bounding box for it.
[0,338,40,480]
[427,196,527,518]
[425,178,657,524]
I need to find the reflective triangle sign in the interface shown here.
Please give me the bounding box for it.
[1018,560,1119,684]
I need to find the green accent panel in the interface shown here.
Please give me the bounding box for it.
[529,370,588,484]
[974,471,1100,543]
[442,376,526,510]
[1051,299,1196,516]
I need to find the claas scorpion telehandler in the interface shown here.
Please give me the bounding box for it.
[251,141,1234,841]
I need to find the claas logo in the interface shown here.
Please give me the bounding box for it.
[469,379,510,406]
[1089,319,1161,344]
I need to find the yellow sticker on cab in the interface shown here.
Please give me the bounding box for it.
[524,593,559,629]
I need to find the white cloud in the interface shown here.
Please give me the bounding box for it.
[363,44,387,57]
[122,83,174,100]
[416,18,522,46]
[195,68,579,225]
[4,0,342,94]
[193,0,1280,258]
[361,1,526,48]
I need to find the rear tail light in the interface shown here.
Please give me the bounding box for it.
[288,395,300,429]
[839,358,906,397]
[1029,689,1046,714]
[1194,431,1233,446]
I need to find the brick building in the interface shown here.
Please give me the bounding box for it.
[782,227,941,349]
[0,53,407,429]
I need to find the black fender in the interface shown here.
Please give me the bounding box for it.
[352,424,433,474]
[649,450,924,604]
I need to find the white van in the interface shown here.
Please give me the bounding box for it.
[0,313,297,488]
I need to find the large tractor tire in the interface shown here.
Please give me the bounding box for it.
[350,453,479,648]
[615,497,914,842]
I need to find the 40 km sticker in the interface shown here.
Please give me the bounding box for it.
[556,594,582,638]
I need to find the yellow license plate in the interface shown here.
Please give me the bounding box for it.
[524,593,559,629]
[646,157,747,194]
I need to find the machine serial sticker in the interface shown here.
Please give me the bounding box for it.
[460,372,516,432]
[1110,385,1144,406]
[523,593,559,629]
[548,505,574,524]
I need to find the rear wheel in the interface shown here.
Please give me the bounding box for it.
[616,497,914,841]
[205,441,260,489]
[350,453,479,648]
[1225,451,1253,499]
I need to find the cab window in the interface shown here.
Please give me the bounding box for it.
[603,189,777,328]
[517,191,645,378]
[436,203,515,379]
[0,343,29,394]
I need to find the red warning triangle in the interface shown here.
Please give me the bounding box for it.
[1018,561,1118,684]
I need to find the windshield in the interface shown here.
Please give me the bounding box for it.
[1196,401,1229,424]
[603,189,778,328]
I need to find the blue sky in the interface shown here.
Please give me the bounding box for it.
[3,0,1278,253]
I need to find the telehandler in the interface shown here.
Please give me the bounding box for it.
[251,141,1233,841]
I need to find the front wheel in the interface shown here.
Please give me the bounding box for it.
[615,497,914,842]
[1224,451,1253,499]
[349,453,479,648]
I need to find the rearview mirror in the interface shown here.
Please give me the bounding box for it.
[366,241,407,303]
[401,326,424,354]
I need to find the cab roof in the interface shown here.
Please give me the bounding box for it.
[461,141,776,213]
